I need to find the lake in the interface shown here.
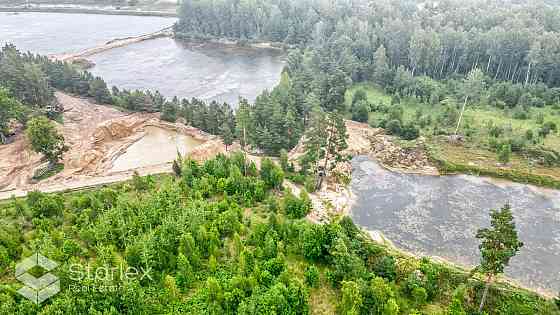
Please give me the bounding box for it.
[0,12,285,105]
[89,38,285,105]
[0,12,175,55]
[350,156,560,294]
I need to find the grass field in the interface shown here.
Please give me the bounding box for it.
[345,82,560,186]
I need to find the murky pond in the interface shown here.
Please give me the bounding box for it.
[111,126,203,172]
[350,156,560,294]
[89,37,285,104]
[0,12,175,54]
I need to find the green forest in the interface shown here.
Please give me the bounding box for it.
[0,154,558,314]
[1,0,560,314]
[175,0,560,185]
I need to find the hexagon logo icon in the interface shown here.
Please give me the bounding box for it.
[15,253,60,304]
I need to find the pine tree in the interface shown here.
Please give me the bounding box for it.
[475,204,523,312]
[235,98,251,150]
[301,107,348,189]
[161,101,178,122]
[221,122,233,151]
[373,45,391,87]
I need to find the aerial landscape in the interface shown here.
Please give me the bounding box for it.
[0,0,559,314]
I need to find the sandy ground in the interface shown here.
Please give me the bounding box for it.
[0,92,225,200]
[286,120,384,223]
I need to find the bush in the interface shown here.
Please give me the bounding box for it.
[0,246,10,273]
[488,123,504,138]
[352,100,370,123]
[132,171,154,191]
[279,149,290,172]
[438,104,459,127]
[400,124,420,140]
[512,106,529,120]
[260,158,284,190]
[374,256,397,281]
[26,191,65,218]
[388,106,404,122]
[284,191,312,219]
[544,121,558,133]
[352,89,368,107]
[386,119,402,135]
[411,287,428,307]
[304,175,317,193]
[304,265,320,287]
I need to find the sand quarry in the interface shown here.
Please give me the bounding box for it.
[0,92,225,199]
[0,93,432,223]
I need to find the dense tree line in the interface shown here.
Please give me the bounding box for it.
[175,0,560,168]
[0,154,556,314]
[176,0,560,87]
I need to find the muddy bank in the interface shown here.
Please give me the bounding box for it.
[175,37,285,51]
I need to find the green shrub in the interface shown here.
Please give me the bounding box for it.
[411,287,428,307]
[0,245,10,273]
[512,106,529,120]
[352,100,370,123]
[374,256,397,281]
[400,124,420,140]
[497,144,512,164]
[304,265,320,288]
[260,158,284,189]
[283,191,312,219]
[26,191,64,218]
[386,119,402,135]
[304,175,317,193]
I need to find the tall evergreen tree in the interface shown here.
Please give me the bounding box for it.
[475,204,524,312]
[373,45,392,87]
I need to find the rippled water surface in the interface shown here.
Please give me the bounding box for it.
[111,126,203,172]
[350,156,560,293]
[2,12,285,105]
[89,38,285,104]
[0,12,175,54]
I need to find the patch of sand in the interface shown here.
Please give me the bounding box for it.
[0,92,228,200]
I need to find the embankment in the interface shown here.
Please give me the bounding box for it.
[53,26,173,61]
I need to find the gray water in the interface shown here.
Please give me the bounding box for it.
[88,38,286,104]
[0,12,285,105]
[350,156,560,293]
[0,12,175,54]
